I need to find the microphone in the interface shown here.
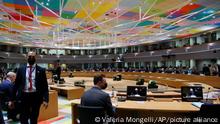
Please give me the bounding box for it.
[206,87,211,103]
[112,86,115,97]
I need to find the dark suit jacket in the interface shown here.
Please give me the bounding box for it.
[80,87,114,116]
[0,79,14,103]
[13,65,49,103]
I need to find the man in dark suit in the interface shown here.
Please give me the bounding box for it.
[0,72,17,121]
[11,51,49,124]
[56,63,61,81]
[202,64,210,76]
[80,74,114,117]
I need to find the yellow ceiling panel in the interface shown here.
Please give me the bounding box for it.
[74,0,92,19]
[37,16,69,25]
[75,0,118,19]
[90,1,118,19]
[2,22,25,30]
[188,28,200,33]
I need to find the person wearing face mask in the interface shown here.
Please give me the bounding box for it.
[80,74,114,117]
[11,51,49,124]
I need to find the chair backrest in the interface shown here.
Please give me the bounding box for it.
[200,104,220,118]
[77,105,105,124]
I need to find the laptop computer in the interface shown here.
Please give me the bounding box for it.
[181,86,203,102]
[127,86,147,101]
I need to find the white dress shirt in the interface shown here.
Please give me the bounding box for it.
[24,63,36,92]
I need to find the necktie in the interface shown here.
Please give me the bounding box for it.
[28,65,32,91]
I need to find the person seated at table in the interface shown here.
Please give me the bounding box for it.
[187,88,196,98]
[80,74,114,117]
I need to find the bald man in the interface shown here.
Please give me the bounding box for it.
[12,51,49,124]
[0,72,16,123]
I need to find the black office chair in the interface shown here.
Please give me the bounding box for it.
[77,105,106,124]
[199,104,220,118]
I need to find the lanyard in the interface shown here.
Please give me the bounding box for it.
[28,67,35,76]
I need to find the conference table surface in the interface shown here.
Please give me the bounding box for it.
[59,71,220,89]
[49,85,84,100]
[71,99,200,124]
[117,91,181,97]
[71,99,199,112]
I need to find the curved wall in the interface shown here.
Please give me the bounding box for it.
[0,41,220,64]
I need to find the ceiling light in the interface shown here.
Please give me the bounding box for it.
[186,47,191,49]
[208,43,214,46]
[134,53,138,56]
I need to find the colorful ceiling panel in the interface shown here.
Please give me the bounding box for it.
[0,0,219,49]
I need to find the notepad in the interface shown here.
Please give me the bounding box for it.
[192,102,204,108]
[136,101,145,104]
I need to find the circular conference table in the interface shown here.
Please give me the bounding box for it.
[49,72,220,124]
[47,71,220,90]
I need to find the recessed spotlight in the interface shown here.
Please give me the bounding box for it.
[208,43,214,46]
[186,47,191,49]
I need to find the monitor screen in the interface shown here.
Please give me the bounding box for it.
[127,86,147,101]
[181,86,203,102]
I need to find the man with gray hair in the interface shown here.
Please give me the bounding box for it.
[0,72,17,122]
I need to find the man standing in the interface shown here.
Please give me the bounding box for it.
[80,74,114,117]
[12,51,49,124]
[56,63,61,81]
[0,72,17,121]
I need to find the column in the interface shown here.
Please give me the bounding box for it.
[190,59,196,69]
[80,50,84,55]
[124,62,128,68]
[20,47,23,54]
[176,60,181,67]
[82,64,85,70]
[114,48,117,54]
[216,31,220,40]
[7,63,10,69]
[175,40,181,47]
[157,61,162,67]
[190,37,195,46]
[150,62,153,70]
[217,59,220,65]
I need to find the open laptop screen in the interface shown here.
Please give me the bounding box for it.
[127,86,147,101]
[181,86,203,102]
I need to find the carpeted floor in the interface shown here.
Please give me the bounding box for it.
[3,96,72,124]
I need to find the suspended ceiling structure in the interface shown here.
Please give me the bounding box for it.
[0,0,220,49]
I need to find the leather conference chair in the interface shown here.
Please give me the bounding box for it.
[77,105,106,124]
[199,104,220,118]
